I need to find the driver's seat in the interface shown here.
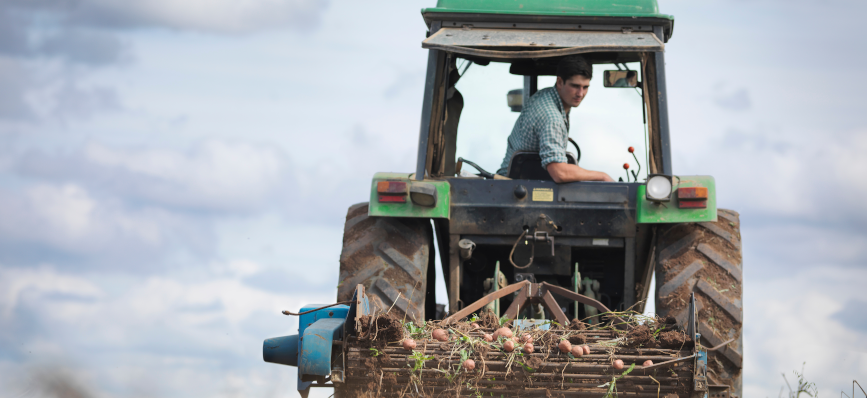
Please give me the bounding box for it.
[506,151,577,181]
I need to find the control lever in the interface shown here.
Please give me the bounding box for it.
[457,157,495,179]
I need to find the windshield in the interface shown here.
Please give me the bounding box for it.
[453,60,648,182]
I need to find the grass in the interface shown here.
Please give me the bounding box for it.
[775,363,817,398]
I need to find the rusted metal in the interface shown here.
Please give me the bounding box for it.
[444,281,530,323]
[504,283,529,319]
[541,289,569,325]
[446,281,628,329]
[282,301,352,316]
[705,337,736,352]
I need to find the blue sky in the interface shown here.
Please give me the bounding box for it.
[0,0,865,397]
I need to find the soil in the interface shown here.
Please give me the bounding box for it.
[623,324,655,348]
[523,356,543,371]
[658,330,693,349]
[568,318,587,331]
[478,309,501,330]
[541,332,563,351]
[359,312,404,347]
[567,334,586,345]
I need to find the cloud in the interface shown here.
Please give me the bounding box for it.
[0,0,331,125]
[3,0,330,35]
[0,263,335,397]
[713,87,751,111]
[743,266,867,397]
[0,58,36,120]
[831,299,867,335]
[38,28,131,66]
[0,183,207,268]
[15,140,295,213]
[0,140,300,268]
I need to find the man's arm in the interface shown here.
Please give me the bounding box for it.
[547,162,614,183]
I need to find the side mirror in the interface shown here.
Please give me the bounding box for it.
[507,89,523,112]
[603,70,639,88]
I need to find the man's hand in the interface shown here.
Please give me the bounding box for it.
[546,162,614,183]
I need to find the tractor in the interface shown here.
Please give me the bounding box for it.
[264,0,744,396]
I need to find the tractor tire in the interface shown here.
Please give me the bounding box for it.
[654,209,744,397]
[336,202,434,322]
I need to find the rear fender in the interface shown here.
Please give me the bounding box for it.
[637,175,717,223]
[368,172,450,218]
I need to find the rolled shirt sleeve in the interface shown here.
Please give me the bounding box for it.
[497,87,571,175]
[538,120,569,169]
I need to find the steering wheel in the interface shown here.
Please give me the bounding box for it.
[568,138,582,164]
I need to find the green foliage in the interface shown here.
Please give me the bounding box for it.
[599,363,636,397]
[368,347,381,357]
[408,351,434,374]
[404,321,425,339]
[498,315,512,326]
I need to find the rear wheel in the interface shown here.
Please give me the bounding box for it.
[336,202,434,322]
[655,209,743,397]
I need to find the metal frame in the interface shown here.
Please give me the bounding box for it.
[443,280,618,326]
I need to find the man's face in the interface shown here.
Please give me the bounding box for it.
[556,74,591,108]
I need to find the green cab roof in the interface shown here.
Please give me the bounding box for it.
[423,0,673,19]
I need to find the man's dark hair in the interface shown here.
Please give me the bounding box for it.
[626,71,637,79]
[556,56,593,81]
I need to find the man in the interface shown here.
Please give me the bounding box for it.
[497,56,614,183]
[613,70,637,87]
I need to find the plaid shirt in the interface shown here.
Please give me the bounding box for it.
[497,87,570,175]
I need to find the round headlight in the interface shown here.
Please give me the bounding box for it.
[646,175,672,201]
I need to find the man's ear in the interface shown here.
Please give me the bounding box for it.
[555,76,563,87]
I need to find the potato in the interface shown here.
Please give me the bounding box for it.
[583,345,590,355]
[503,340,515,352]
[612,359,624,370]
[463,359,475,371]
[523,343,534,354]
[432,329,449,342]
[495,327,513,339]
[558,340,572,354]
[471,323,480,329]
[643,360,654,367]
[402,339,416,351]
[483,334,493,342]
[521,333,533,344]
[570,346,583,357]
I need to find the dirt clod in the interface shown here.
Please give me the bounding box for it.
[359,312,403,347]
[568,334,586,345]
[659,330,693,349]
[568,319,587,330]
[624,324,655,348]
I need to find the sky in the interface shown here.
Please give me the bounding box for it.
[0,0,866,397]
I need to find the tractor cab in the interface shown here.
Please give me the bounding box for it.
[420,21,670,184]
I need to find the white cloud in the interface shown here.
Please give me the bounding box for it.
[76,0,330,33]
[0,183,173,260]
[0,262,334,397]
[744,266,867,397]
[81,140,293,212]
[0,265,103,318]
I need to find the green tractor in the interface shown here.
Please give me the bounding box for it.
[276,0,744,396]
